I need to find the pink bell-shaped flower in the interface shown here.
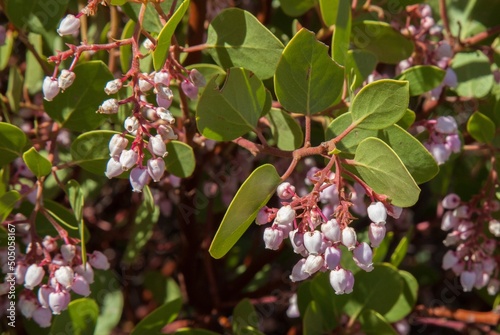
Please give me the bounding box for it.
[263,227,284,250]
[129,166,150,192]
[321,219,341,243]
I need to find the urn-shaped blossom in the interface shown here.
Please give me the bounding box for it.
[154,70,170,85]
[442,193,460,209]
[124,116,139,134]
[321,219,341,243]
[304,254,324,274]
[303,230,323,255]
[289,229,305,254]
[435,116,458,134]
[32,307,52,328]
[139,75,154,92]
[324,246,341,270]
[263,227,284,250]
[119,149,138,171]
[353,242,374,272]
[109,134,129,158]
[156,107,175,124]
[275,205,295,225]
[276,182,295,199]
[89,251,110,270]
[98,99,119,114]
[130,166,150,192]
[19,294,38,318]
[74,264,94,284]
[104,79,122,95]
[57,14,80,36]
[341,227,357,251]
[442,250,459,270]
[49,290,70,314]
[158,125,178,140]
[488,219,500,237]
[289,258,309,282]
[148,135,167,157]
[54,266,74,289]
[368,223,386,248]
[181,80,198,100]
[42,77,60,101]
[58,70,76,91]
[255,207,270,226]
[329,268,354,295]
[38,285,54,308]
[71,275,90,296]
[105,157,123,179]
[147,157,166,182]
[367,202,387,224]
[25,264,45,290]
[189,69,206,87]
[460,270,476,292]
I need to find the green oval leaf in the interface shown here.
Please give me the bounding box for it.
[131,298,182,335]
[275,29,344,115]
[346,50,378,91]
[0,30,14,71]
[0,190,21,223]
[5,0,69,34]
[7,66,23,112]
[196,67,267,141]
[331,0,351,66]
[165,141,195,178]
[44,61,114,131]
[0,122,27,166]
[206,8,284,79]
[23,147,51,178]
[120,19,135,73]
[25,33,45,95]
[71,130,117,176]
[390,226,413,268]
[50,298,99,335]
[384,270,418,322]
[319,0,338,26]
[467,111,496,143]
[359,309,398,335]
[153,0,190,71]
[233,298,263,335]
[303,301,326,335]
[265,108,303,150]
[451,51,494,98]
[352,21,414,64]
[209,164,281,259]
[350,137,420,207]
[350,79,409,130]
[397,65,446,96]
[280,0,315,16]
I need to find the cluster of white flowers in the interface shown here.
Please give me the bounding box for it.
[421,116,461,165]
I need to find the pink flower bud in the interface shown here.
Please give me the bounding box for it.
[321,219,341,243]
[139,75,154,92]
[304,254,324,274]
[24,264,45,290]
[445,134,461,153]
[105,79,122,95]
[181,80,198,100]
[454,205,469,219]
[42,236,58,253]
[156,107,175,124]
[420,16,435,30]
[263,227,284,250]
[329,268,354,295]
[440,211,458,231]
[154,71,170,85]
[74,264,94,284]
[387,205,402,219]
[33,306,52,328]
[435,116,457,134]
[89,251,110,270]
[97,98,119,114]
[157,94,173,109]
[148,135,167,157]
[38,285,54,308]
[460,270,476,292]
[157,125,178,140]
[367,202,387,224]
[124,116,139,134]
[130,166,150,192]
[341,227,357,251]
[105,157,123,179]
[289,229,305,254]
[15,263,27,285]
[442,193,460,210]
[289,258,310,282]
[429,143,451,165]
[57,14,81,36]
[109,134,129,158]
[19,294,38,318]
[303,230,323,255]
[324,246,341,270]
[147,157,166,182]
[489,220,500,237]
[255,207,270,225]
[119,149,138,171]
[275,205,296,225]
[60,244,76,263]
[54,266,74,289]
[368,222,386,248]
[58,69,76,91]
[71,275,90,296]
[443,68,458,88]
[435,41,453,60]
[49,290,70,314]
[189,69,206,87]
[353,242,373,272]
[276,182,295,199]
[155,84,174,100]
[43,77,60,101]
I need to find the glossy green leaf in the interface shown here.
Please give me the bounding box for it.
[280,0,315,16]
[0,30,14,71]
[44,61,114,131]
[25,33,45,95]
[120,19,135,73]
[265,108,303,150]
[297,281,313,317]
[44,199,78,231]
[451,51,494,98]
[372,231,394,263]
[0,122,28,166]
[66,180,84,223]
[50,298,99,335]
[196,67,267,141]
[397,109,416,129]
[122,1,176,33]
[23,147,51,178]
[331,0,351,66]
[384,270,418,322]
[71,131,117,176]
[153,0,190,71]
[0,191,21,223]
[351,79,409,130]
[346,50,378,91]
[94,289,124,335]
[351,137,420,207]
[309,272,339,331]
[131,298,182,335]
[233,298,263,335]
[352,21,414,64]
[206,8,284,79]
[467,111,495,143]
[7,66,23,113]
[327,114,438,184]
[397,65,446,96]
[390,226,413,268]
[0,167,9,197]
[303,301,326,335]
[319,0,338,26]
[209,164,281,259]
[5,0,69,34]
[165,141,195,178]
[275,29,344,115]
[359,309,398,335]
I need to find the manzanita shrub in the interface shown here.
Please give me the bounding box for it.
[1,0,500,334]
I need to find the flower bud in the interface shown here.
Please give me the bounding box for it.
[341,227,357,251]
[255,207,270,225]
[89,251,110,270]
[139,75,154,92]
[429,143,451,165]
[147,157,166,182]
[109,134,129,158]
[460,270,476,292]
[181,80,198,100]
[24,264,45,290]
[74,264,94,284]
[58,70,76,91]
[304,254,324,274]
[321,219,341,243]
[71,275,90,296]
[154,71,170,85]
[289,258,309,282]
[60,244,76,263]
[57,14,80,36]
[368,222,386,248]
[142,38,154,50]
[367,202,387,224]
[130,166,150,192]
[387,205,402,219]
[54,266,74,289]
[353,242,373,272]
[329,268,354,295]
[443,68,458,88]
[42,236,58,253]
[445,134,461,153]
[104,79,122,95]
[324,246,341,270]
[157,94,173,109]
[441,211,458,231]
[435,116,458,134]
[489,220,500,237]
[119,149,138,171]
[303,230,323,255]
[442,193,460,210]
[148,135,167,157]
[189,69,206,87]
[157,125,178,140]
[124,116,139,134]
[33,307,52,328]
[263,227,284,250]
[38,285,54,308]
[289,230,305,254]
[277,182,295,199]
[97,99,119,114]
[155,84,174,101]
[454,205,469,219]
[15,263,27,285]
[105,157,123,179]
[49,290,70,314]
[156,108,175,124]
[43,77,60,101]
[275,205,296,225]
[19,294,38,318]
